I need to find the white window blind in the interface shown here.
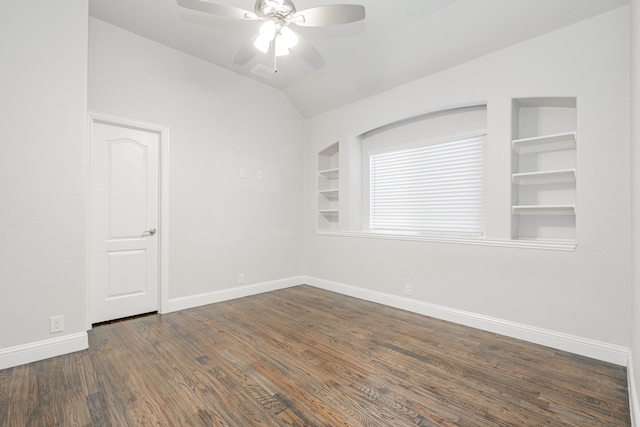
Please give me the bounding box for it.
[369,135,484,236]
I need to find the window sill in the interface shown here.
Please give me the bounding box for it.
[315,231,576,252]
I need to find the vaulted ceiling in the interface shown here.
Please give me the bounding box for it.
[89,0,628,117]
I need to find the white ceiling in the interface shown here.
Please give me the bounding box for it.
[89,0,628,118]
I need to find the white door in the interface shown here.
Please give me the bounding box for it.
[90,121,160,324]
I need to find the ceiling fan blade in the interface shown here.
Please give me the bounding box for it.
[294,36,325,70]
[177,0,257,20]
[233,35,260,65]
[293,5,365,27]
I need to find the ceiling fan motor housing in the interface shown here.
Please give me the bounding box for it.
[255,0,296,20]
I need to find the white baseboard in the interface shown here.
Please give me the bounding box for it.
[629,352,640,427]
[165,276,304,313]
[303,276,630,366]
[0,332,88,370]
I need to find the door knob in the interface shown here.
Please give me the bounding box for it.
[147,228,157,235]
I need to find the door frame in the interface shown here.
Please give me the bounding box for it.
[86,111,170,329]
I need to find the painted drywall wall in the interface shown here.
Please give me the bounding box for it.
[631,0,640,415]
[88,19,305,302]
[304,7,631,347]
[0,1,88,348]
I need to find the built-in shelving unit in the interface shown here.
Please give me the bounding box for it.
[317,142,340,231]
[511,98,577,241]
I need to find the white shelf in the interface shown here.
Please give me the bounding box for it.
[318,168,339,179]
[512,205,575,216]
[513,237,576,243]
[318,209,339,215]
[512,169,576,185]
[512,131,576,154]
[318,189,339,198]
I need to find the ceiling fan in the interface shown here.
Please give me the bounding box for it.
[177,0,365,72]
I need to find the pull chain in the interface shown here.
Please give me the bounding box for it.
[272,39,278,73]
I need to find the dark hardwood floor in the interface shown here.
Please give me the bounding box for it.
[0,285,631,426]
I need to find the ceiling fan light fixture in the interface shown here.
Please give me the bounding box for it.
[275,35,290,56]
[259,20,277,39]
[253,34,272,53]
[280,26,298,49]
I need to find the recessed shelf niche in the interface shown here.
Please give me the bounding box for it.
[317,142,340,231]
[511,97,577,241]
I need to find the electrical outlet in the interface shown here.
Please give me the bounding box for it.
[50,315,64,333]
[238,273,245,284]
[404,283,412,296]
[256,170,263,180]
[239,169,246,178]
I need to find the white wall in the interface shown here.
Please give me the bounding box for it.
[88,19,305,303]
[305,7,631,347]
[630,0,640,418]
[0,1,88,350]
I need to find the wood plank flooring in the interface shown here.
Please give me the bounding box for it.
[0,285,631,426]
